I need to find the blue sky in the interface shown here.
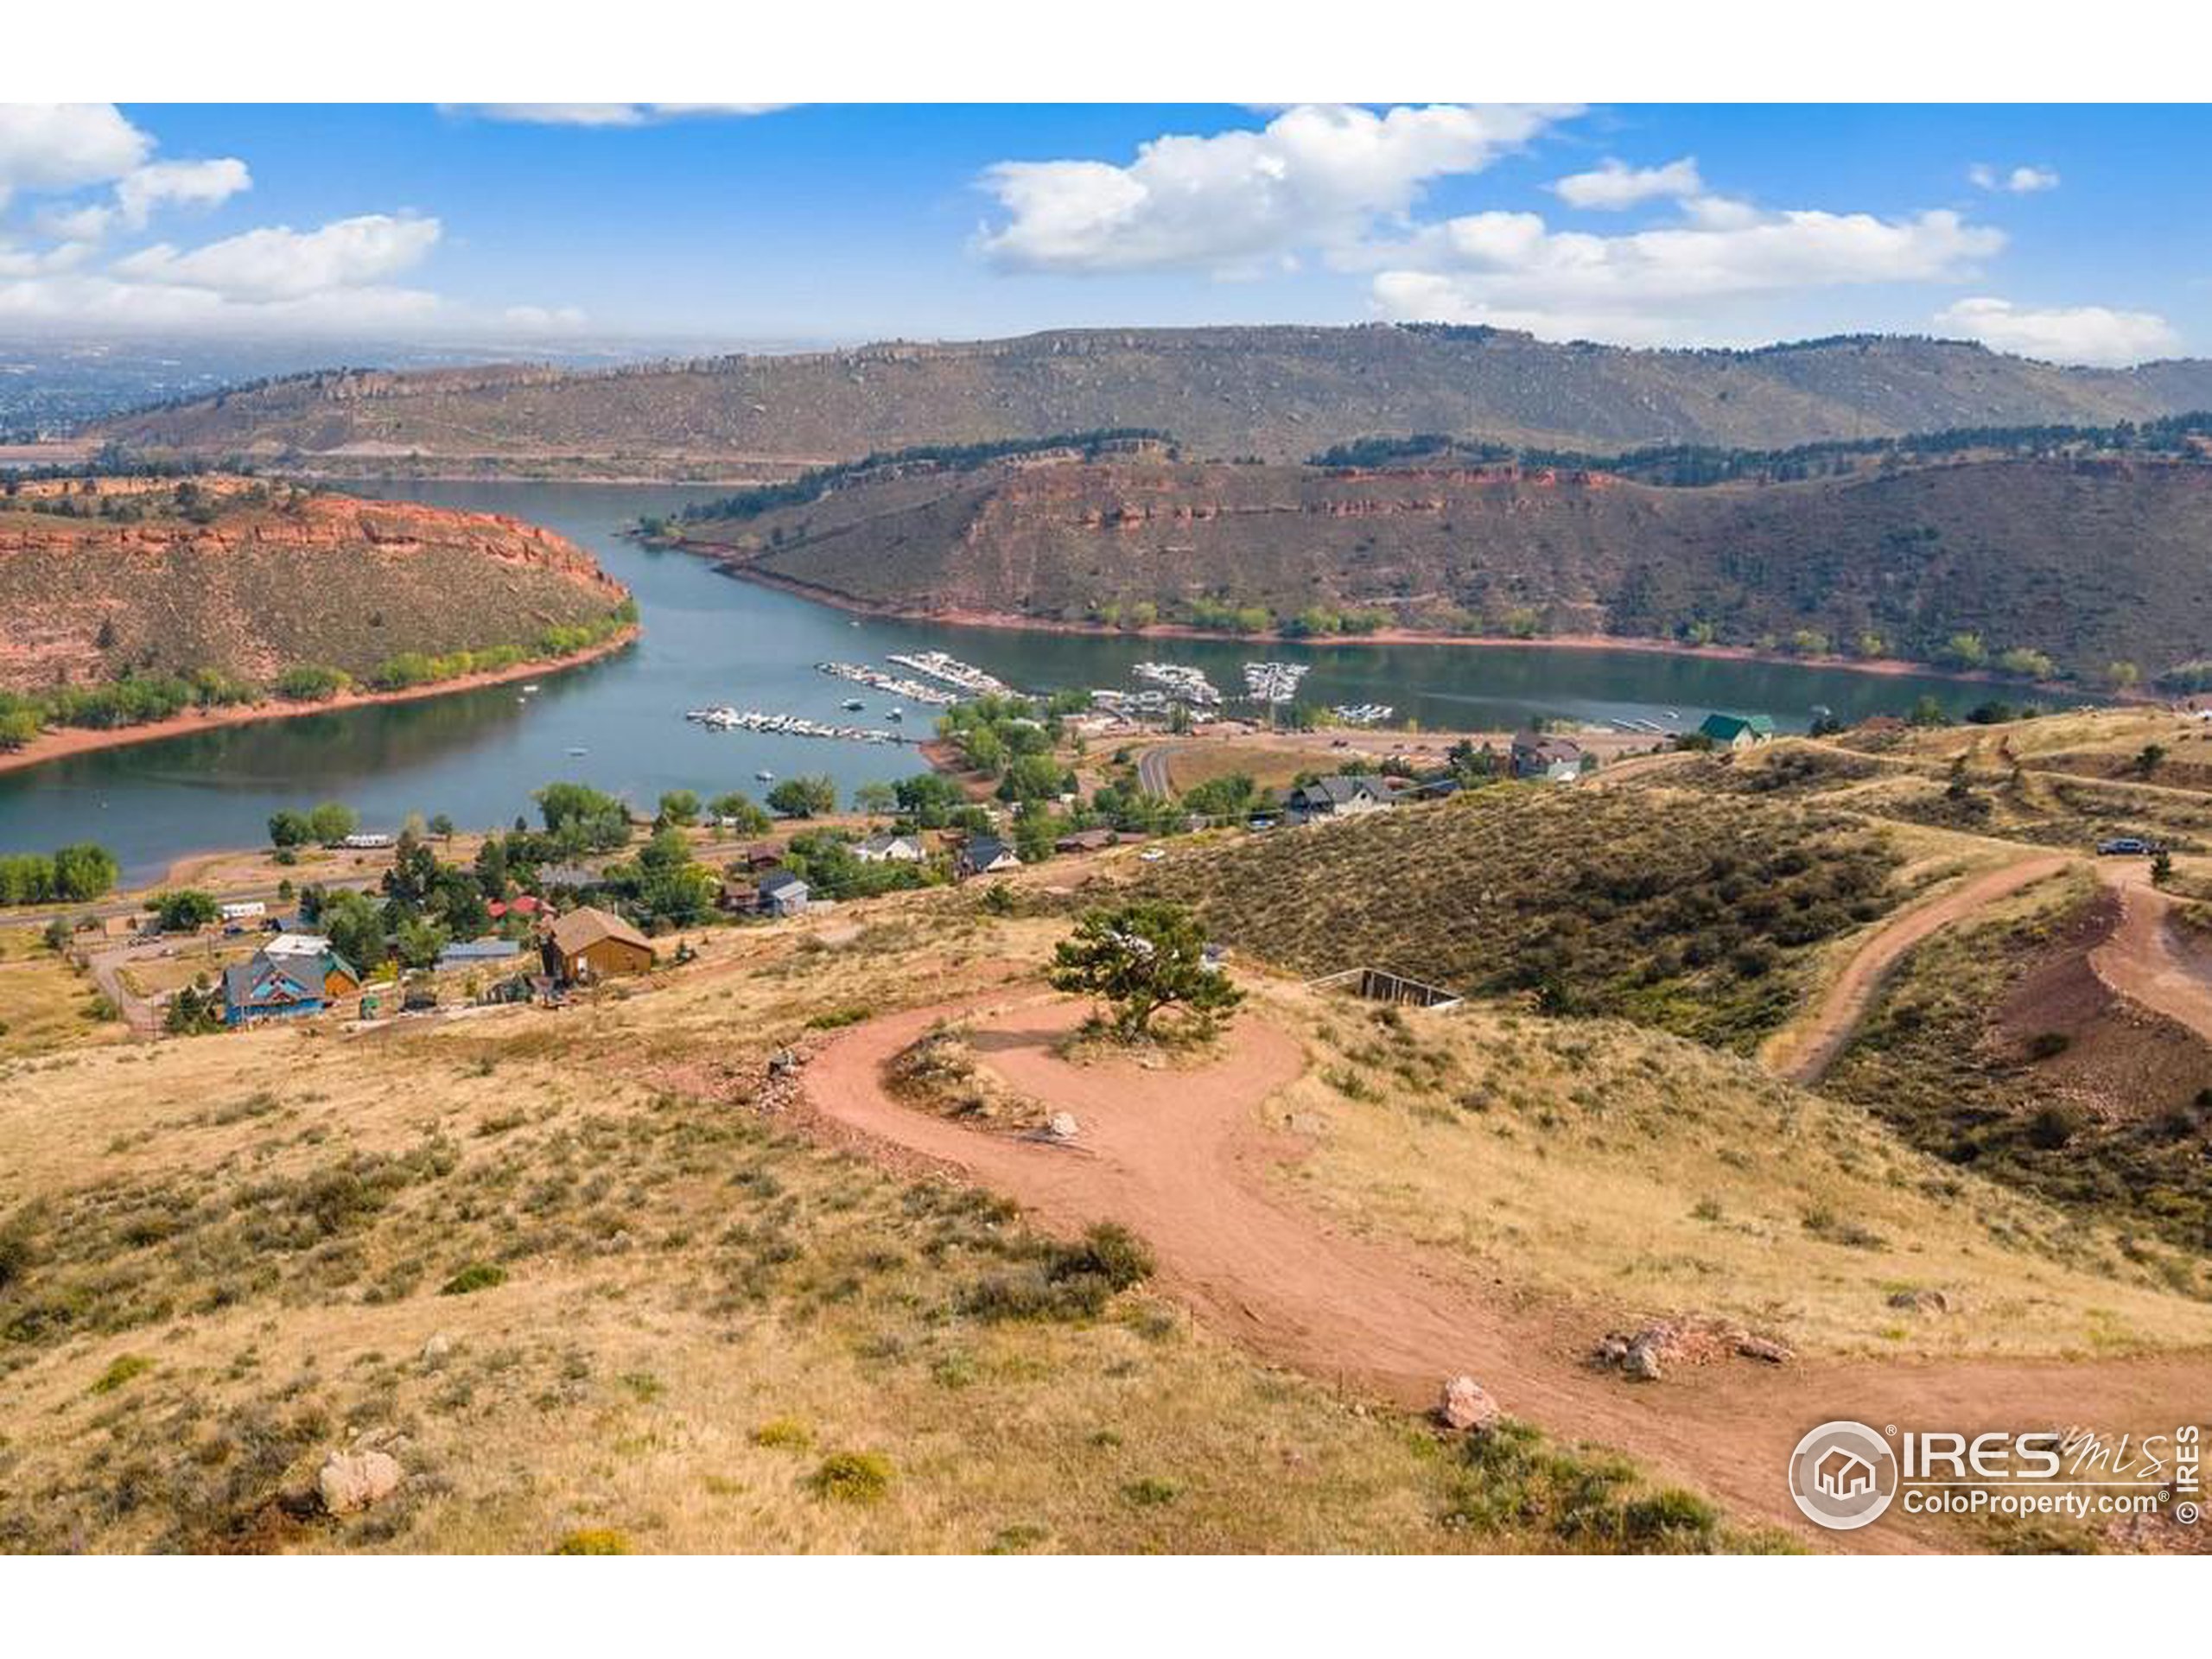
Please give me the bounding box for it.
[0,103,2204,363]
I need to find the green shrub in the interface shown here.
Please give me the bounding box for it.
[439,1262,507,1296]
[552,1528,632,1554]
[807,1451,893,1504]
[89,1353,154,1395]
[751,1416,813,1451]
[1121,1476,1180,1507]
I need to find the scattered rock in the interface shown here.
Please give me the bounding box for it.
[1046,1112,1080,1141]
[1438,1374,1500,1432]
[418,1332,454,1365]
[1592,1313,1791,1381]
[315,1449,403,1516]
[1887,1288,1955,1315]
[767,1048,800,1079]
[1734,1335,1794,1365]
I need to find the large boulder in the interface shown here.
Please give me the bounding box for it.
[1438,1375,1500,1433]
[316,1449,403,1516]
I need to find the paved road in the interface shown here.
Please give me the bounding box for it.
[1135,742,1182,797]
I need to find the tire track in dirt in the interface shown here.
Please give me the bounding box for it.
[806,993,2210,1551]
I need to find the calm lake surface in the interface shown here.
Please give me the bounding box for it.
[0,480,2057,882]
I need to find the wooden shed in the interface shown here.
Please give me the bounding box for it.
[546,906,656,983]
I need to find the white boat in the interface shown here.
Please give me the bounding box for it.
[842,698,866,712]
[755,769,775,781]
[567,747,588,756]
[886,707,903,721]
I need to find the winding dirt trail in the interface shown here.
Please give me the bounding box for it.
[2093,862,2212,1042]
[1765,855,2075,1085]
[807,994,2209,1551]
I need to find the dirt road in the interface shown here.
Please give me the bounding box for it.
[1764,855,2075,1086]
[808,994,2209,1551]
[2093,861,2212,1041]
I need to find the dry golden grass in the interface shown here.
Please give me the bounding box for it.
[0,901,1771,1554]
[0,926,125,1061]
[1244,974,2212,1362]
[1164,740,1363,795]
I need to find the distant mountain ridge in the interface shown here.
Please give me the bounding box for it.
[87,325,2212,477]
[671,448,2212,683]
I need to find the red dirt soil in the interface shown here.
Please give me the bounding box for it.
[806,992,2210,1553]
[2093,862,2212,1042]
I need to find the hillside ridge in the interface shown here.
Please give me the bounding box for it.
[86,325,2212,474]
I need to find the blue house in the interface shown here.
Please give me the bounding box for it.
[221,955,328,1026]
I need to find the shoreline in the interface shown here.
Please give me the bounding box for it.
[689,550,2115,700]
[0,626,640,780]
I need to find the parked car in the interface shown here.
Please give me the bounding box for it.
[2096,836,2152,855]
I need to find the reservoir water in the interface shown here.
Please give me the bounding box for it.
[0,480,2057,882]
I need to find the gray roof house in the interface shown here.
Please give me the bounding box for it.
[957,836,1022,877]
[1287,775,1396,819]
[756,870,811,917]
[1510,732,1586,782]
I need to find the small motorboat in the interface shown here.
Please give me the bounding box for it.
[567,747,589,757]
[755,769,775,781]
[886,706,903,721]
[842,698,866,712]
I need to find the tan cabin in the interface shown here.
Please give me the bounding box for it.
[547,906,656,983]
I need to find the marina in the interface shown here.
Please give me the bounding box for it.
[884,650,1014,698]
[1242,661,1310,704]
[815,660,957,706]
[1134,661,1223,705]
[684,707,914,745]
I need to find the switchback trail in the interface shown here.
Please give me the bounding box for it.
[2093,861,2212,1041]
[806,994,2209,1552]
[1764,855,2075,1086]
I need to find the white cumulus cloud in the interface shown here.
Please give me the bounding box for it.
[977,103,1574,275]
[1370,206,2005,346]
[1935,296,2177,365]
[1551,156,1704,210]
[1968,162,2061,194]
[112,214,443,302]
[0,104,149,205]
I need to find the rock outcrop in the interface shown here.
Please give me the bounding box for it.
[0,477,630,694]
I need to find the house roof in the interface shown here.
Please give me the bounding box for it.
[1699,712,1777,740]
[963,835,1015,866]
[1512,732,1584,762]
[857,831,919,855]
[757,870,810,897]
[264,932,333,957]
[549,905,653,957]
[438,938,522,963]
[1300,774,1387,805]
[222,955,321,1009]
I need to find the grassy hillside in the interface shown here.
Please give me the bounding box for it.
[686,450,2212,682]
[0,903,1778,1555]
[89,326,2212,474]
[1147,788,1905,1052]
[0,476,632,709]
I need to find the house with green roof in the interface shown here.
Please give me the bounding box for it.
[1697,712,1777,750]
